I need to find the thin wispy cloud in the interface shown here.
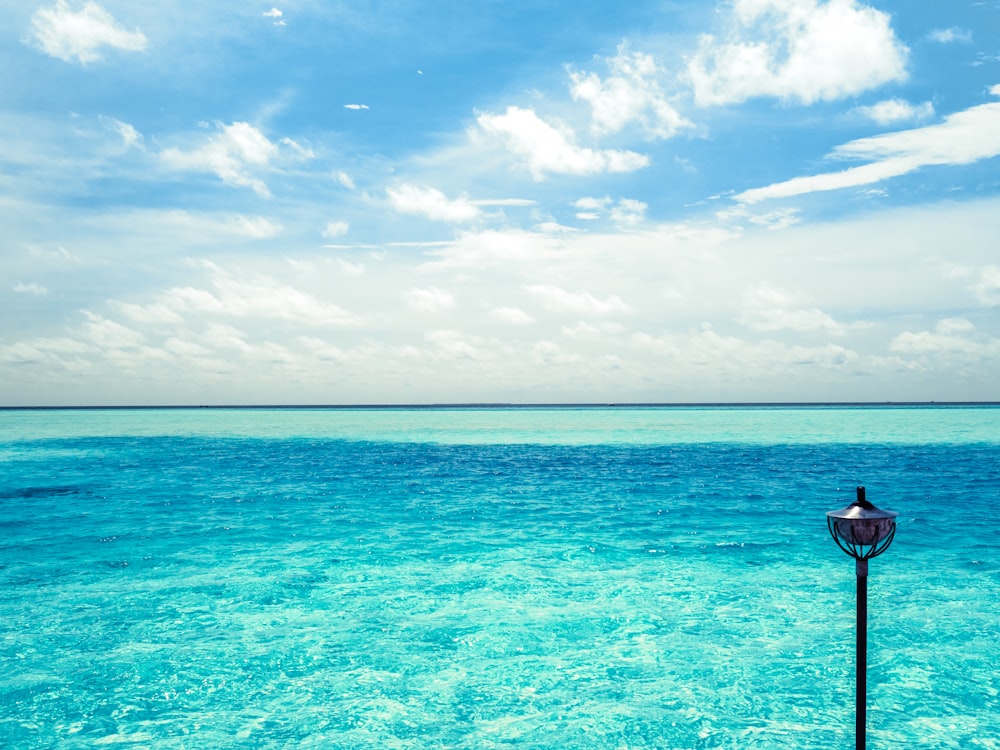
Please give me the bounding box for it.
[14,282,49,296]
[927,27,972,45]
[738,93,1000,203]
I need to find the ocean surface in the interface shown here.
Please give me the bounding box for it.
[1,405,998,749]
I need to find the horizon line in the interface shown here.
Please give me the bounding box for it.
[3,401,999,411]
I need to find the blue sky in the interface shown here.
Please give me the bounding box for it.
[2,0,999,405]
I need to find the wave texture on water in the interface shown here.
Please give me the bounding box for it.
[1,407,998,748]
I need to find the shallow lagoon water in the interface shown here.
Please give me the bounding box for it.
[1,406,998,748]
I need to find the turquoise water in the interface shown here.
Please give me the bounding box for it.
[1,405,998,748]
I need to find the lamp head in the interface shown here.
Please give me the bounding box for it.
[826,486,898,561]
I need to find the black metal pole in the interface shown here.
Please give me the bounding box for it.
[856,558,868,750]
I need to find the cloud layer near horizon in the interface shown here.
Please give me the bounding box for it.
[2,0,999,404]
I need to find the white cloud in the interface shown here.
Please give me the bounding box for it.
[476,106,650,179]
[574,196,612,211]
[610,198,647,227]
[115,262,358,328]
[570,196,646,226]
[928,27,972,44]
[717,204,801,229]
[737,97,1000,203]
[855,98,934,125]
[29,0,147,65]
[738,284,847,334]
[890,319,999,359]
[387,184,480,223]
[109,300,183,326]
[426,330,478,359]
[322,220,350,238]
[263,8,283,18]
[471,198,537,208]
[0,337,92,368]
[420,229,571,272]
[490,307,534,325]
[688,0,908,106]
[279,137,315,159]
[161,122,280,197]
[82,312,144,349]
[336,171,356,190]
[231,215,283,238]
[344,104,369,110]
[14,282,48,296]
[403,287,456,312]
[971,265,1000,306]
[569,43,691,138]
[574,196,611,219]
[525,284,632,316]
[101,117,142,148]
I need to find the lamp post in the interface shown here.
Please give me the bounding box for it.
[826,486,897,750]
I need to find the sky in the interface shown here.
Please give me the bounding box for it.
[1,0,999,406]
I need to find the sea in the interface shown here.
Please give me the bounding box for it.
[1,404,998,749]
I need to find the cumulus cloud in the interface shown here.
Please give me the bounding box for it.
[114,262,358,328]
[476,106,650,179]
[403,287,456,312]
[890,318,999,358]
[161,122,281,197]
[569,43,691,138]
[322,220,350,238]
[688,0,908,106]
[574,196,611,220]
[525,284,632,316]
[971,265,1000,306]
[263,8,285,25]
[29,1,147,65]
[737,95,1000,203]
[572,196,646,226]
[610,198,647,227]
[387,184,480,223]
[855,98,934,125]
[738,285,847,334]
[82,311,144,349]
[344,104,369,110]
